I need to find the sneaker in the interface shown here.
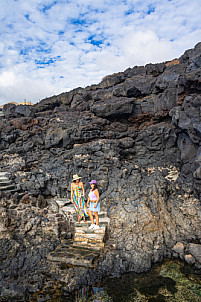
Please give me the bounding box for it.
[93,225,100,230]
[89,224,95,229]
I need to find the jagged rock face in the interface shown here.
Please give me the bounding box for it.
[0,197,72,300]
[0,43,201,297]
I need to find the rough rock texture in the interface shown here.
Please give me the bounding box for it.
[0,197,72,300]
[173,241,201,267]
[1,42,201,300]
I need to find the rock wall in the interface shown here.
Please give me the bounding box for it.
[1,42,201,299]
[0,196,73,300]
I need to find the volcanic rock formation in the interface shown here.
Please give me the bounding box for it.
[1,42,201,300]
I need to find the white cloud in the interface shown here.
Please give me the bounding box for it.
[0,71,16,87]
[0,0,201,105]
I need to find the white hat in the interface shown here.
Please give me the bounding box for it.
[72,174,81,181]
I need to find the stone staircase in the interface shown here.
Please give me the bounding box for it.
[0,172,19,194]
[0,110,4,118]
[47,198,110,268]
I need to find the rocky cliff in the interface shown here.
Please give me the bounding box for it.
[1,42,201,300]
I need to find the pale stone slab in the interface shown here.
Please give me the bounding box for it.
[74,233,104,243]
[62,206,75,214]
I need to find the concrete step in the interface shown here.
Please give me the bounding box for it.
[71,212,107,219]
[0,188,19,194]
[74,232,104,243]
[74,217,110,227]
[47,198,110,268]
[0,172,8,176]
[0,184,16,191]
[0,177,9,182]
[74,222,108,229]
[0,181,12,186]
[54,198,71,207]
[74,222,107,229]
[47,244,99,268]
[62,205,75,214]
[98,217,110,225]
[0,176,9,181]
[71,215,107,224]
[70,211,108,219]
[74,226,106,235]
[73,241,104,251]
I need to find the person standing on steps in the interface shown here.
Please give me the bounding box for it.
[71,174,88,222]
[87,180,100,230]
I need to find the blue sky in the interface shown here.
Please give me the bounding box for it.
[0,0,201,105]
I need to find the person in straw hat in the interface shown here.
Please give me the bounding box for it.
[71,174,88,222]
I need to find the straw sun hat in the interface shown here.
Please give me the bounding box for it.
[72,174,81,181]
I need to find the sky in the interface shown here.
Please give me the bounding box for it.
[0,0,201,105]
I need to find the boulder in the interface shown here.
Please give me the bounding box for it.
[184,254,195,265]
[187,243,201,263]
[91,97,134,118]
[124,76,156,97]
[2,103,17,116]
[15,105,32,117]
[145,63,166,76]
[172,242,185,254]
[45,127,64,148]
[98,73,124,89]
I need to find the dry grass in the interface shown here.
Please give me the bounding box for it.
[165,59,180,67]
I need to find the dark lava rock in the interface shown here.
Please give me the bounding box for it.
[2,103,17,116]
[187,243,201,263]
[91,97,134,118]
[1,42,201,301]
[15,104,33,117]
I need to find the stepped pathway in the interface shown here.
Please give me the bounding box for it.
[0,172,19,194]
[47,198,110,268]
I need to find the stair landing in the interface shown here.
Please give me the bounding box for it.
[47,240,100,268]
[0,172,19,194]
[47,198,110,268]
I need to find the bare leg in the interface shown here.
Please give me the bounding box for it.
[94,212,99,226]
[89,210,94,224]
